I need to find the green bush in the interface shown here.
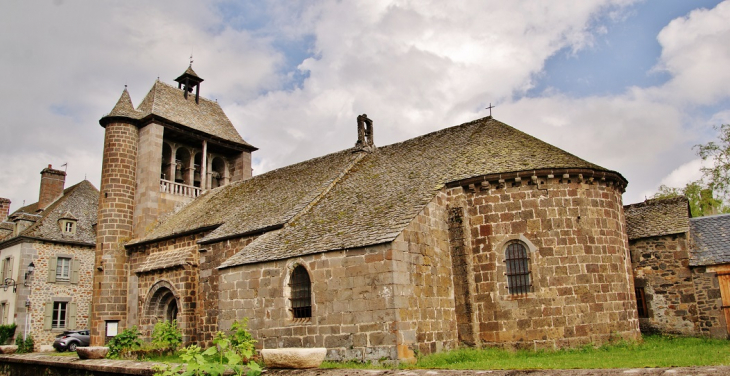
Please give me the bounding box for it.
[152,320,182,354]
[153,318,261,376]
[0,323,17,345]
[15,334,34,353]
[107,326,142,359]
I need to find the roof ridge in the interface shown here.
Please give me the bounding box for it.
[284,152,368,225]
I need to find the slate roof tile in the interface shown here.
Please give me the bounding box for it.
[136,248,196,273]
[624,197,690,240]
[134,80,253,148]
[689,214,730,266]
[134,149,362,244]
[0,180,98,247]
[144,116,614,268]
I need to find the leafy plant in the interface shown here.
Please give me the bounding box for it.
[15,334,34,353]
[107,326,142,359]
[153,319,261,376]
[152,320,183,354]
[0,323,17,345]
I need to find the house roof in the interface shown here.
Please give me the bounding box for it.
[623,196,690,240]
[0,180,98,247]
[102,79,254,150]
[689,214,730,266]
[131,116,625,268]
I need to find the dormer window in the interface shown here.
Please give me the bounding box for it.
[58,211,78,235]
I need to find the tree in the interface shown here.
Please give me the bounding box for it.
[652,181,725,217]
[697,124,730,199]
[651,124,730,217]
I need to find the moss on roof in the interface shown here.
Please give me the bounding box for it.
[134,149,362,244]
[135,81,252,148]
[624,196,690,240]
[220,117,616,267]
[0,180,98,247]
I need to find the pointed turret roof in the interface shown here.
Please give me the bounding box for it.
[175,65,203,83]
[104,87,142,121]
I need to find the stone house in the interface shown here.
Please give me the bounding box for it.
[625,197,729,338]
[0,165,97,350]
[91,65,641,362]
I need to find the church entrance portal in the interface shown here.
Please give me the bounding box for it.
[145,284,179,324]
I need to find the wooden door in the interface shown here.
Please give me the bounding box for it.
[717,273,730,335]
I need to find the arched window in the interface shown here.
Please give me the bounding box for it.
[290,265,311,319]
[505,242,530,296]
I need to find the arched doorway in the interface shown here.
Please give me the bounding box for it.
[145,282,180,323]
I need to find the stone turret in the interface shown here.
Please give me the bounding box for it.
[91,87,141,345]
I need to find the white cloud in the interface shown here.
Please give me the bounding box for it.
[3,0,730,216]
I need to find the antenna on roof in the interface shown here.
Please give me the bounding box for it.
[486,103,495,118]
[190,51,194,66]
[61,163,68,172]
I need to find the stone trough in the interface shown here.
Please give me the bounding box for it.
[76,346,109,359]
[261,348,327,369]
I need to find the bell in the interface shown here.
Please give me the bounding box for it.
[194,169,201,183]
[175,165,183,182]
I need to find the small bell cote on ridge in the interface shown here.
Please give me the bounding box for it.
[175,65,204,103]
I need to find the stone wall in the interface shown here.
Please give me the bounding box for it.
[26,242,94,350]
[389,192,458,359]
[198,235,258,345]
[451,174,639,349]
[127,234,203,344]
[217,243,400,362]
[692,266,727,338]
[628,234,698,335]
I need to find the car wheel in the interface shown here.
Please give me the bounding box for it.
[68,342,77,352]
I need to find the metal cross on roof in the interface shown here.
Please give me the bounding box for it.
[486,103,495,117]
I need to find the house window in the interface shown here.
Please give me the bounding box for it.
[290,265,312,319]
[56,257,71,281]
[58,218,77,235]
[0,302,6,325]
[1,257,11,281]
[52,301,68,329]
[636,287,649,318]
[505,241,531,296]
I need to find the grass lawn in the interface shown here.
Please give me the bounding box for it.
[324,335,730,370]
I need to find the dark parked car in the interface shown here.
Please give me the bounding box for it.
[53,330,90,352]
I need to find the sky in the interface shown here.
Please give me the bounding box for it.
[1,0,729,213]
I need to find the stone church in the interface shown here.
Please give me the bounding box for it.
[90,65,641,362]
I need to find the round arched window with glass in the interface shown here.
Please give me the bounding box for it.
[505,241,531,296]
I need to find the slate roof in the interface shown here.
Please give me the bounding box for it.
[0,180,99,247]
[135,149,363,244]
[102,79,254,149]
[136,248,196,273]
[689,214,730,266]
[624,197,690,240]
[130,117,624,268]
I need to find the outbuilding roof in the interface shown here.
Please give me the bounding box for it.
[623,196,691,240]
[690,214,730,266]
[131,116,625,268]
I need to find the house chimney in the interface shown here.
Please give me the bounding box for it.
[0,198,10,220]
[38,164,66,210]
